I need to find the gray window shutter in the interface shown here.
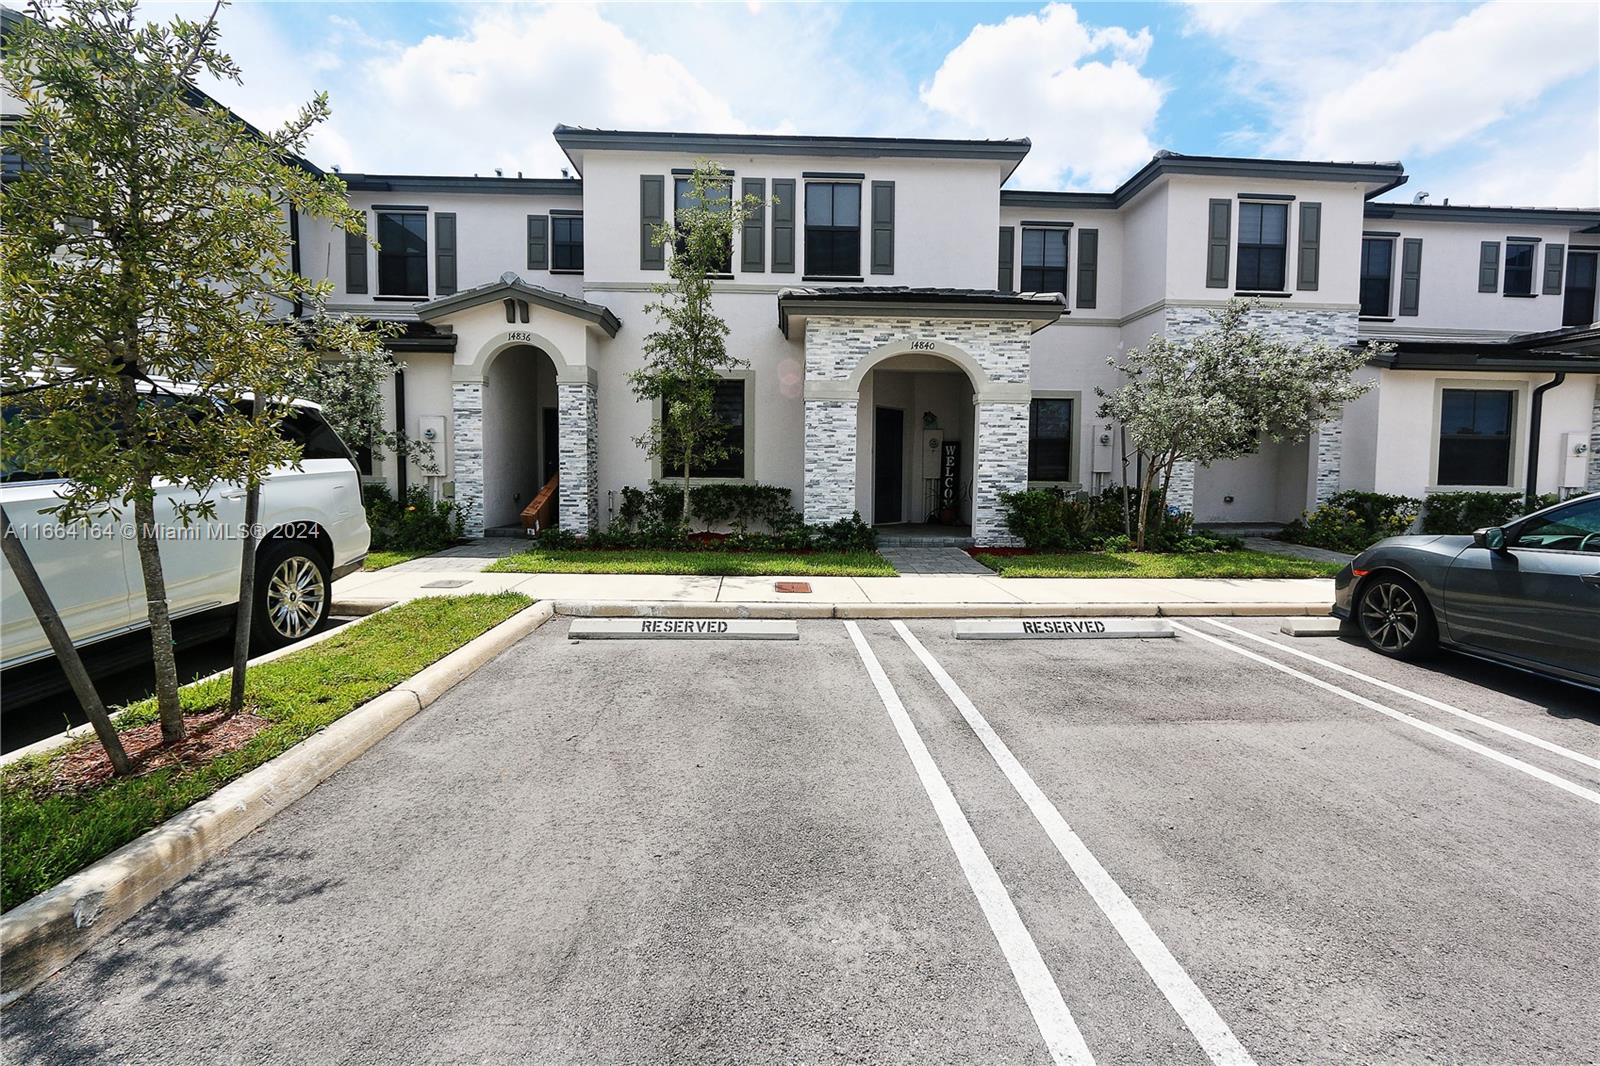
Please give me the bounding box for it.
[1478,241,1500,292]
[527,215,548,271]
[1206,199,1231,289]
[998,226,1014,292]
[771,179,796,273]
[1399,238,1422,317]
[1543,243,1565,295]
[1296,202,1321,291]
[741,177,765,273]
[435,212,457,296]
[1075,228,1098,309]
[870,181,895,275]
[640,175,665,271]
[344,228,367,294]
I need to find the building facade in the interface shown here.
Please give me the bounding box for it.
[290,129,1600,543]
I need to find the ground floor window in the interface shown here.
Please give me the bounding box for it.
[1028,397,1073,482]
[1437,388,1514,486]
[662,378,746,479]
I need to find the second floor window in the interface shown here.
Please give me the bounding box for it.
[675,177,733,275]
[376,211,428,297]
[804,181,861,277]
[1236,201,1287,292]
[552,215,584,272]
[1021,228,1069,297]
[1359,238,1393,317]
[1504,241,1536,296]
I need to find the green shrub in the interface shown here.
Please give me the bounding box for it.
[1420,491,1559,534]
[362,483,466,553]
[612,481,802,543]
[997,487,1095,551]
[1282,491,1420,553]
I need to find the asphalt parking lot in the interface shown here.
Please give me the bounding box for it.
[6,616,1597,1065]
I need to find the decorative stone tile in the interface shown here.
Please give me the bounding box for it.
[558,381,599,534]
[1589,378,1600,493]
[452,381,485,537]
[805,316,1033,384]
[973,401,1028,546]
[1167,461,1195,513]
[803,398,858,524]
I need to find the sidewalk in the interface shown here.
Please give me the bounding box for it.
[336,548,1335,617]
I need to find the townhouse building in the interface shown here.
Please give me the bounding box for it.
[295,128,1599,543]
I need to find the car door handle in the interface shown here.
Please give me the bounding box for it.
[222,491,247,501]
[1583,574,1600,588]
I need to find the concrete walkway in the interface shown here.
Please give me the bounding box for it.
[1243,536,1356,565]
[338,545,1334,616]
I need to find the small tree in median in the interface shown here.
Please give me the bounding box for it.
[1097,301,1383,551]
[1,0,382,748]
[629,160,765,529]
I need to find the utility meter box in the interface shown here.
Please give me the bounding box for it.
[1559,432,1589,489]
[1092,422,1115,474]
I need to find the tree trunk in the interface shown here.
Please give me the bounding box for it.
[1134,462,1157,552]
[681,446,693,531]
[131,491,185,743]
[226,481,261,718]
[0,506,132,775]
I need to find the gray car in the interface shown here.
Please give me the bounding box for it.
[1332,492,1600,689]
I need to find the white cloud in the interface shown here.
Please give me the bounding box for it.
[1186,0,1600,205]
[1287,1,1598,160]
[921,3,1164,189]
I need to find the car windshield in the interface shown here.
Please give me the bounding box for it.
[1510,497,1600,552]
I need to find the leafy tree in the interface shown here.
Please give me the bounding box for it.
[294,320,435,480]
[629,160,765,528]
[0,0,382,749]
[1096,301,1384,550]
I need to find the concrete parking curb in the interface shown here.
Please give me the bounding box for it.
[0,599,554,1008]
[551,600,1330,620]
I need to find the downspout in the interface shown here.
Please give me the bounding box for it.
[287,206,303,319]
[1524,372,1565,510]
[394,365,408,499]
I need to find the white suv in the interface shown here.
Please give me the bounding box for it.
[1,400,369,701]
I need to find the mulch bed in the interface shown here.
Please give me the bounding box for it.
[31,710,272,796]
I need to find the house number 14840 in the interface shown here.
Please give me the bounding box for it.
[909,340,936,351]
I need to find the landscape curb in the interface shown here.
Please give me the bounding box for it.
[0,599,554,1008]
[551,600,1330,619]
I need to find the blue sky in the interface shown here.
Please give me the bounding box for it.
[165,1,1598,206]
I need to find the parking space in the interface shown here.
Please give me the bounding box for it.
[6,616,1596,1064]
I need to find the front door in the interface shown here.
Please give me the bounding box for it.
[874,407,904,524]
[541,408,559,486]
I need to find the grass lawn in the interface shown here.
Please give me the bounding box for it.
[363,548,433,570]
[487,548,896,577]
[1,592,531,912]
[973,549,1343,579]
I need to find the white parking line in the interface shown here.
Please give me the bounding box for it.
[1198,618,1600,774]
[891,621,1257,1066]
[1171,622,1600,807]
[843,621,1095,1066]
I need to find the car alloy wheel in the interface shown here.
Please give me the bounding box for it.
[266,555,327,640]
[1359,579,1420,653]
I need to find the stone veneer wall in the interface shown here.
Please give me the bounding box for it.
[1589,377,1600,493]
[558,381,599,534]
[452,381,486,537]
[802,315,1033,545]
[1162,304,1360,511]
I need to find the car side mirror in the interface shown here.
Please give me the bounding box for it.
[1475,526,1508,551]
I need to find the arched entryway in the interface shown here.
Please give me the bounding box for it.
[479,343,560,531]
[855,352,978,533]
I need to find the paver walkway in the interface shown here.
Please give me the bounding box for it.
[877,544,993,576]
[1243,536,1355,565]
[375,539,526,574]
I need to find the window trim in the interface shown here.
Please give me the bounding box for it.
[1503,239,1538,298]
[1358,235,1395,319]
[1427,378,1527,493]
[1235,198,1290,294]
[374,208,430,299]
[1026,391,1081,488]
[1019,226,1070,301]
[802,179,863,280]
[651,371,756,485]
